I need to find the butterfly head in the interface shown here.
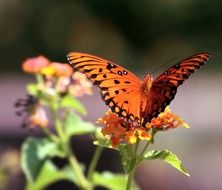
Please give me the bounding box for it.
[142,74,154,93]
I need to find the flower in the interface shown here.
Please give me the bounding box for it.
[54,71,93,97]
[68,72,93,97]
[22,55,73,78]
[15,95,48,128]
[41,62,73,78]
[149,107,189,130]
[97,111,151,147]
[97,107,188,147]
[22,55,50,74]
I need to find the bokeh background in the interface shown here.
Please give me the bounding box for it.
[0,0,222,189]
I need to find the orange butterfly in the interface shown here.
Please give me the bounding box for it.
[67,52,209,126]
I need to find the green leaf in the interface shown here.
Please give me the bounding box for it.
[21,137,66,182]
[37,138,66,159]
[27,83,38,95]
[26,160,76,190]
[92,171,139,190]
[64,111,96,139]
[21,137,45,182]
[60,95,86,115]
[143,150,190,176]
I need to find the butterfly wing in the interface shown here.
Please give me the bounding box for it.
[143,52,210,125]
[67,52,142,121]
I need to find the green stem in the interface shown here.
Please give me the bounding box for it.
[125,140,140,190]
[138,141,150,160]
[50,106,66,141]
[138,129,158,159]
[134,139,140,155]
[128,144,134,158]
[67,146,91,189]
[126,167,136,190]
[42,127,59,143]
[87,146,103,180]
[36,74,44,84]
[50,105,90,188]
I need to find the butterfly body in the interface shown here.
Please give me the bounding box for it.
[67,52,209,127]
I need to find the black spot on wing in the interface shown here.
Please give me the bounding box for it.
[123,70,128,75]
[114,90,119,94]
[114,80,120,84]
[165,80,170,85]
[188,68,194,73]
[93,80,102,85]
[174,64,180,69]
[84,69,94,73]
[177,80,183,85]
[182,74,188,79]
[181,68,185,72]
[118,71,123,75]
[104,97,113,106]
[100,87,109,91]
[90,74,97,79]
[107,62,117,70]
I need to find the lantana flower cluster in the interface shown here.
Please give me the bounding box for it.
[97,107,189,147]
[15,55,92,129]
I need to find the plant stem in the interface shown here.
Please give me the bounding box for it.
[36,74,44,84]
[51,106,90,189]
[51,107,66,141]
[138,129,157,159]
[138,141,150,159]
[129,144,133,157]
[67,146,91,189]
[125,140,140,190]
[134,139,140,154]
[42,127,59,143]
[87,146,103,180]
[126,167,136,190]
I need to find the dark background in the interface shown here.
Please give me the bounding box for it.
[0,1,222,190]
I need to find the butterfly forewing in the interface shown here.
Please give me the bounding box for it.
[142,52,210,125]
[67,52,142,121]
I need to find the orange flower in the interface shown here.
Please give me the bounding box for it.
[97,107,188,147]
[22,55,50,74]
[97,111,151,147]
[41,62,73,77]
[97,111,126,147]
[149,107,189,130]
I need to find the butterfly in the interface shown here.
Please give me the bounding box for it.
[67,52,209,126]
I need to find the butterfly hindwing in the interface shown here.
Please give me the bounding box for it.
[142,52,210,125]
[67,52,142,121]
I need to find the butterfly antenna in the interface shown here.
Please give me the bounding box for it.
[150,56,178,75]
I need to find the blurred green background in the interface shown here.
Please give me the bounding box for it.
[0,0,222,190]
